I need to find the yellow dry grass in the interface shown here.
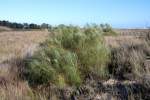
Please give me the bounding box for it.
[0,30,49,100]
[0,81,34,100]
[0,30,49,63]
[0,26,12,32]
[104,35,145,48]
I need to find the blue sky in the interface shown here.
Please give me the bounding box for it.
[0,0,150,28]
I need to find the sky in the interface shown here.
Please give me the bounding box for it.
[0,0,150,28]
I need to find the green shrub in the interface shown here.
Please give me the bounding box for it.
[24,46,81,86]
[25,24,111,87]
[84,23,117,36]
[24,52,56,85]
[51,24,117,36]
[52,24,80,35]
[56,30,110,78]
[48,47,81,86]
[101,24,117,36]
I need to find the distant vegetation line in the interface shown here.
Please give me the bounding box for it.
[0,20,50,29]
[0,20,117,31]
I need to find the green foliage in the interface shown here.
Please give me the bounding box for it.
[47,47,81,86]
[24,46,81,86]
[100,24,117,35]
[54,28,110,78]
[52,24,80,35]
[24,51,56,85]
[25,24,111,87]
[83,23,117,36]
[51,24,117,36]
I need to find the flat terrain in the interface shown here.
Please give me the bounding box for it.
[0,30,49,63]
[115,29,150,36]
[0,28,149,100]
[0,29,148,64]
[0,26,12,32]
[105,35,144,47]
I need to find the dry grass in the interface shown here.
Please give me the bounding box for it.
[105,34,150,80]
[0,26,12,32]
[0,61,32,100]
[0,28,149,99]
[0,62,49,100]
[0,30,49,100]
[0,30,49,63]
[104,35,150,99]
[115,29,149,36]
[0,81,34,100]
[104,35,145,48]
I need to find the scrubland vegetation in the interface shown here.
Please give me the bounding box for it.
[0,23,150,100]
[24,24,111,87]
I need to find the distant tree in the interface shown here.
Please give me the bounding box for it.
[41,23,49,29]
[29,24,41,29]
[0,20,2,25]
[103,24,112,32]
[10,23,17,28]
[1,20,8,26]
[23,23,29,29]
[0,20,42,29]
[48,25,52,30]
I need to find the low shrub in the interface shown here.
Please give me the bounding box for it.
[24,50,57,85]
[24,46,81,86]
[84,23,117,36]
[52,24,80,35]
[56,30,110,78]
[24,24,111,87]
